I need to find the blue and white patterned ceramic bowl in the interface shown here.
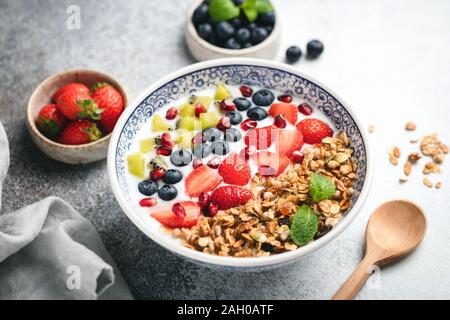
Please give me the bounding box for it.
[108,58,372,270]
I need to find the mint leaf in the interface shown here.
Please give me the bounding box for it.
[290,205,318,246]
[255,0,273,13]
[242,0,258,21]
[309,173,336,202]
[209,0,240,22]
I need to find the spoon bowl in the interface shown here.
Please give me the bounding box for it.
[332,200,427,300]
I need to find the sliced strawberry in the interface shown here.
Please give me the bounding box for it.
[275,129,304,156]
[218,154,251,186]
[268,103,298,125]
[151,201,201,228]
[296,118,333,144]
[210,186,253,210]
[256,151,290,177]
[185,165,223,197]
[244,125,277,150]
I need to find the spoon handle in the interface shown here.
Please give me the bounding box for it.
[332,256,376,300]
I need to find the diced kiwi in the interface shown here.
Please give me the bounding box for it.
[194,96,213,108]
[176,116,202,131]
[199,111,219,129]
[175,130,195,149]
[127,152,145,178]
[179,103,195,117]
[179,96,213,117]
[214,83,231,101]
[139,137,156,153]
[152,114,172,132]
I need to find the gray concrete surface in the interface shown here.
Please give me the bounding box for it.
[1,0,449,299]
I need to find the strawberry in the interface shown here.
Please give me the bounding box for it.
[36,104,67,138]
[296,118,333,144]
[91,83,125,134]
[210,186,253,210]
[151,201,201,228]
[59,120,102,145]
[275,129,304,156]
[255,151,290,177]
[218,154,251,186]
[244,125,277,150]
[185,165,223,197]
[51,83,89,103]
[268,103,298,125]
[57,90,102,120]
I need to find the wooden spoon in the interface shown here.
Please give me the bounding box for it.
[332,200,427,300]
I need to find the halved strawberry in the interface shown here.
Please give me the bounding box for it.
[268,103,298,125]
[151,201,201,228]
[218,154,251,186]
[244,125,277,150]
[296,118,333,144]
[255,151,290,177]
[185,165,223,197]
[275,129,304,156]
[210,186,253,210]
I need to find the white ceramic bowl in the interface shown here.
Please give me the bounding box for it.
[186,0,281,61]
[27,69,128,164]
[108,58,372,270]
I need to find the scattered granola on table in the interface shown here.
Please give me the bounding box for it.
[174,132,357,257]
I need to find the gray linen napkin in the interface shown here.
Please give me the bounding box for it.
[0,122,133,300]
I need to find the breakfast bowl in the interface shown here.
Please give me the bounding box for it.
[108,58,372,270]
[27,69,127,164]
[186,0,281,61]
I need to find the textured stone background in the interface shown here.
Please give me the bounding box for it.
[1,0,450,299]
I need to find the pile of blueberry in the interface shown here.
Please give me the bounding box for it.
[138,168,183,201]
[285,40,325,63]
[192,0,275,50]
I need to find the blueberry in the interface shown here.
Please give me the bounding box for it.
[226,111,243,125]
[286,46,302,63]
[235,28,251,43]
[224,128,242,142]
[230,17,242,28]
[197,23,213,41]
[225,38,241,50]
[162,169,183,184]
[158,185,178,201]
[233,0,245,5]
[247,107,268,121]
[233,97,251,111]
[251,27,268,44]
[307,40,324,58]
[242,42,253,48]
[138,179,158,196]
[212,140,230,155]
[215,21,235,40]
[193,143,212,158]
[203,127,222,142]
[248,22,257,31]
[192,3,209,25]
[257,12,275,26]
[264,25,273,34]
[170,149,193,167]
[252,89,275,106]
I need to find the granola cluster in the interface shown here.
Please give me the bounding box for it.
[173,132,357,257]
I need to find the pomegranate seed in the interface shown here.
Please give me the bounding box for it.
[298,103,313,115]
[207,156,221,169]
[172,203,186,218]
[278,94,293,103]
[274,114,287,128]
[159,133,174,148]
[240,85,253,97]
[165,107,178,120]
[239,145,257,161]
[193,158,203,169]
[191,132,205,145]
[139,198,157,207]
[156,147,172,156]
[206,201,219,217]
[240,119,257,131]
[219,99,236,111]
[150,168,166,180]
[216,116,231,131]
[291,150,304,163]
[194,103,207,117]
[198,192,210,208]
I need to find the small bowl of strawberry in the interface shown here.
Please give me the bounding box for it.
[26,69,127,164]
